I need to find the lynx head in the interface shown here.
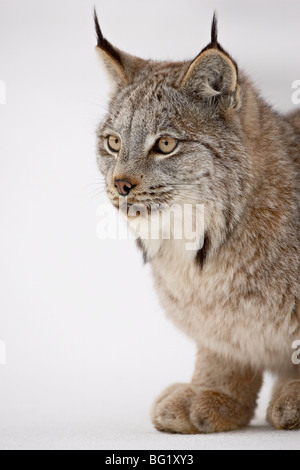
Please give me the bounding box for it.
[95,11,252,253]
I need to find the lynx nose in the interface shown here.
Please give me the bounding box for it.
[114,178,135,196]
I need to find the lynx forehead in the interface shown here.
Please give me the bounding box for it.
[94,10,300,433]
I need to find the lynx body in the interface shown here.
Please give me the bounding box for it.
[95,12,300,432]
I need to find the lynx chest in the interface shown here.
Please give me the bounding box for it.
[149,238,293,369]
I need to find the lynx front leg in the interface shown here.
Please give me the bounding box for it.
[151,348,262,434]
[267,378,300,430]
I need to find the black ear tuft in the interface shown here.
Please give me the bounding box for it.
[211,12,218,46]
[180,12,240,113]
[93,7,103,47]
[93,8,122,64]
[94,8,146,87]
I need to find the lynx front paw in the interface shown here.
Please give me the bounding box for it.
[267,382,300,430]
[151,383,253,434]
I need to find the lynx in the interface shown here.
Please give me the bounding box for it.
[94,11,300,432]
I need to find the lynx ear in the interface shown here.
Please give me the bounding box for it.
[94,9,145,90]
[181,14,240,112]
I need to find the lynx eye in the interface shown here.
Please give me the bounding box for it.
[157,136,178,154]
[107,135,121,153]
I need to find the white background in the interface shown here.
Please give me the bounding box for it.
[0,0,299,450]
